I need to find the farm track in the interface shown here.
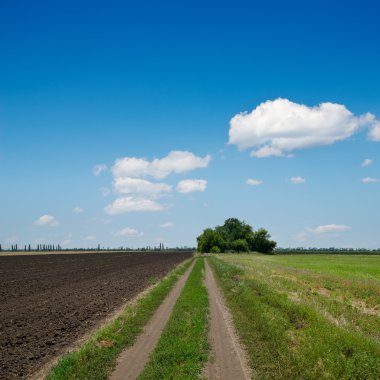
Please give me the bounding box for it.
[204,259,251,380]
[0,251,192,380]
[110,260,195,380]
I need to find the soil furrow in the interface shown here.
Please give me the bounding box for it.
[0,251,191,379]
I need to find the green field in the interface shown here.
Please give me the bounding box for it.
[209,253,380,379]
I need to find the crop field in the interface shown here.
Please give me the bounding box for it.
[209,254,380,379]
[2,252,378,380]
[0,251,191,380]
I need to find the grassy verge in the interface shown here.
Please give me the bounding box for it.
[45,258,194,380]
[138,258,209,380]
[208,255,380,380]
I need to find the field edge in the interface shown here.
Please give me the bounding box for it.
[44,256,194,380]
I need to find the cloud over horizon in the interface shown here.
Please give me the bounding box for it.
[362,177,379,183]
[290,176,306,184]
[113,227,143,237]
[362,158,373,167]
[160,222,174,228]
[104,197,164,214]
[246,179,263,186]
[103,151,210,215]
[309,224,351,234]
[229,98,380,157]
[33,215,59,227]
[114,177,172,195]
[298,224,351,241]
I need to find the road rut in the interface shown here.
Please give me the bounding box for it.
[204,259,252,380]
[110,260,195,380]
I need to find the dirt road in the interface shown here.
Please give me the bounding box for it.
[204,259,252,380]
[110,260,195,380]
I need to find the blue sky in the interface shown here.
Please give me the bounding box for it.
[1,0,380,249]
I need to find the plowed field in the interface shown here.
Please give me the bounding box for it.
[0,251,191,379]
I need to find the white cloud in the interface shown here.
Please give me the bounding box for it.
[84,235,96,241]
[93,164,108,176]
[368,121,380,141]
[298,224,351,241]
[112,151,211,180]
[246,178,263,186]
[309,224,350,234]
[73,207,84,214]
[251,146,284,158]
[361,158,373,167]
[114,227,143,237]
[104,196,164,215]
[362,177,379,183]
[160,222,174,228]
[176,179,207,193]
[114,177,172,194]
[229,98,379,157]
[100,187,111,197]
[290,176,306,184]
[34,215,59,227]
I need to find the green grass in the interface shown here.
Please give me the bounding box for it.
[45,258,194,380]
[138,258,209,380]
[209,254,380,380]
[252,253,380,280]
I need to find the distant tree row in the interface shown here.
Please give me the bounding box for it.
[1,244,64,252]
[0,243,195,252]
[197,218,277,254]
[275,248,380,255]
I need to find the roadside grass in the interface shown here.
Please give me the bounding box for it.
[45,258,194,380]
[138,258,209,380]
[208,255,380,379]
[221,254,380,343]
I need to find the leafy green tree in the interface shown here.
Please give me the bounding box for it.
[231,239,249,253]
[251,228,277,254]
[216,218,253,244]
[210,245,221,253]
[197,218,276,254]
[197,228,226,253]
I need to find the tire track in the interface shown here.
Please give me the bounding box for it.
[110,260,196,380]
[204,259,252,380]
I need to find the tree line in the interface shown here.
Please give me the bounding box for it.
[0,244,64,252]
[197,218,277,254]
[0,243,195,252]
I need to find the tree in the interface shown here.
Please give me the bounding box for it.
[251,228,277,254]
[210,245,221,253]
[196,218,277,254]
[231,239,249,253]
[197,228,226,253]
[215,218,255,250]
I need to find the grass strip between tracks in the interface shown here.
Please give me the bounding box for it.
[208,256,380,380]
[45,257,194,380]
[138,257,209,380]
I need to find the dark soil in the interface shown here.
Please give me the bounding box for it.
[0,251,191,379]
